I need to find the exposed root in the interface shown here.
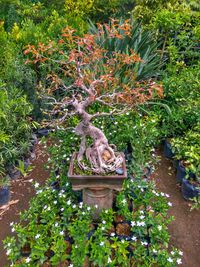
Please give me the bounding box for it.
[75,122,123,174]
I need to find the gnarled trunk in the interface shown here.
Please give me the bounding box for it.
[75,120,123,174]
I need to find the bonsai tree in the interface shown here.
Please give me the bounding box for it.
[24,19,163,174]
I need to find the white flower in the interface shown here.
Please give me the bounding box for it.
[158,225,162,231]
[100,242,104,246]
[10,222,14,227]
[60,231,64,236]
[165,193,170,198]
[47,207,51,211]
[67,199,71,205]
[44,205,47,209]
[101,226,105,230]
[114,121,118,125]
[179,251,183,256]
[161,192,165,196]
[75,245,78,248]
[139,210,144,214]
[132,236,137,241]
[110,232,115,237]
[95,204,98,209]
[126,112,129,115]
[11,228,15,233]
[153,249,157,254]
[139,215,145,220]
[66,158,70,161]
[53,201,57,204]
[69,264,73,267]
[122,199,127,205]
[168,202,172,207]
[6,249,11,255]
[7,243,11,247]
[137,221,145,227]
[171,251,175,255]
[35,234,40,239]
[55,222,59,227]
[25,257,31,263]
[60,208,64,212]
[131,221,136,227]
[121,240,125,243]
[82,212,86,215]
[102,220,106,224]
[34,182,40,188]
[63,154,67,158]
[167,257,173,263]
[72,204,76,209]
[177,258,182,265]
[105,210,108,213]
[141,241,148,246]
[108,257,112,263]
[36,189,43,194]
[87,207,91,211]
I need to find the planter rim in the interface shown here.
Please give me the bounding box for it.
[68,152,127,179]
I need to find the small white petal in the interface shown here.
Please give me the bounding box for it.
[167,257,173,263]
[177,258,182,265]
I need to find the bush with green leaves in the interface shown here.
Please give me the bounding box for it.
[0,85,33,174]
[171,124,200,179]
[89,19,162,81]
[156,64,200,138]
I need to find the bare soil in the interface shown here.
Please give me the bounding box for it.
[0,143,50,266]
[154,149,200,267]
[0,146,199,267]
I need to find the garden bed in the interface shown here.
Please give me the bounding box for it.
[1,145,200,266]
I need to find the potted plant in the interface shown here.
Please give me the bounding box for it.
[0,176,10,206]
[163,139,174,159]
[24,20,163,212]
[171,127,200,184]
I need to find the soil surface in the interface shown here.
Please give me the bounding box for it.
[0,143,50,266]
[154,149,200,267]
[0,146,199,267]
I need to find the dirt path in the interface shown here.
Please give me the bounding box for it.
[0,143,50,266]
[154,149,200,267]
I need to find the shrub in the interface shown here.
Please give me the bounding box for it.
[0,85,33,173]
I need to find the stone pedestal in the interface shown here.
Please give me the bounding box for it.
[68,152,127,218]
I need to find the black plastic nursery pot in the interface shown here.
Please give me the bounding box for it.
[36,128,50,137]
[181,179,200,200]
[0,186,10,206]
[173,159,179,169]
[163,140,174,159]
[176,161,196,184]
[176,161,186,184]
